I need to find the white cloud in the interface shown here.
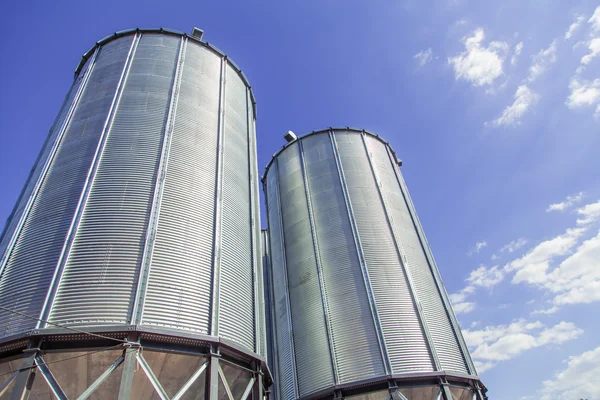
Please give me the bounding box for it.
[546,192,584,212]
[589,6,600,32]
[508,227,586,285]
[528,41,557,82]
[581,37,600,66]
[576,200,600,225]
[491,254,498,260]
[501,237,528,253]
[414,48,433,66]
[453,301,476,315]
[565,16,585,40]
[545,231,600,307]
[487,85,540,126]
[467,265,504,288]
[467,240,487,256]
[511,41,523,66]
[542,346,600,400]
[463,320,583,372]
[566,78,600,113]
[448,28,509,87]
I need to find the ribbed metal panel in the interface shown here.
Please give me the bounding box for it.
[1,30,264,364]
[49,34,178,325]
[266,163,297,400]
[262,229,278,400]
[0,38,132,336]
[334,131,434,373]
[141,40,221,332]
[301,133,385,383]
[366,136,468,374]
[276,142,334,397]
[0,55,93,260]
[218,64,255,350]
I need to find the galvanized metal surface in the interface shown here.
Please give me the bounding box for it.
[264,128,481,399]
[0,29,263,364]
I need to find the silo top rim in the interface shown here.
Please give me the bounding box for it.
[262,127,403,183]
[75,27,257,117]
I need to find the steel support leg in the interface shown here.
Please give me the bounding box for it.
[206,348,220,400]
[118,336,139,400]
[252,371,263,400]
[10,343,40,400]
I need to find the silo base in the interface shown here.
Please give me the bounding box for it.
[0,328,270,400]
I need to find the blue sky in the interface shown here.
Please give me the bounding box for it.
[1,1,599,398]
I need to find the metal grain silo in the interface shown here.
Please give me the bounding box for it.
[263,128,487,400]
[0,27,269,399]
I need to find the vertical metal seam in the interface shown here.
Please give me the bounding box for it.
[387,150,475,375]
[210,56,227,337]
[39,33,142,326]
[262,228,280,397]
[0,47,100,279]
[272,159,299,399]
[361,132,441,372]
[328,130,391,376]
[132,36,187,326]
[247,87,260,354]
[297,140,338,384]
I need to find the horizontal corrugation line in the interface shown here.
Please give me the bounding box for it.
[335,132,434,373]
[50,34,178,325]
[218,65,254,351]
[0,57,93,259]
[0,38,131,336]
[277,143,334,397]
[266,167,296,400]
[142,42,220,332]
[302,133,385,383]
[366,137,468,375]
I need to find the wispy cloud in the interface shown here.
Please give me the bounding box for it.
[464,319,583,373]
[581,37,600,66]
[589,6,600,32]
[528,41,557,82]
[566,78,600,115]
[501,237,528,253]
[565,16,585,40]
[541,345,600,400]
[546,192,584,212]
[467,240,488,256]
[448,28,509,87]
[511,41,523,66]
[414,48,433,66]
[486,85,540,126]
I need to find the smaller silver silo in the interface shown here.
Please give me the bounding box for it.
[263,128,487,400]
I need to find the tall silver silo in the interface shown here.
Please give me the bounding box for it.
[0,28,268,399]
[263,128,487,400]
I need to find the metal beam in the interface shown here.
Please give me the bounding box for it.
[209,56,228,337]
[78,354,124,400]
[207,353,220,400]
[10,346,38,400]
[117,345,138,400]
[132,35,187,325]
[361,132,441,372]
[136,353,169,400]
[0,371,18,397]
[39,32,142,325]
[218,363,234,400]
[296,140,338,384]
[35,357,67,400]
[172,360,208,400]
[329,129,392,375]
[240,376,256,400]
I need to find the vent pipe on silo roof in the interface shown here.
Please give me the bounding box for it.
[284,130,297,143]
[191,27,204,40]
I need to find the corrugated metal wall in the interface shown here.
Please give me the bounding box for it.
[264,129,474,398]
[0,30,263,357]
